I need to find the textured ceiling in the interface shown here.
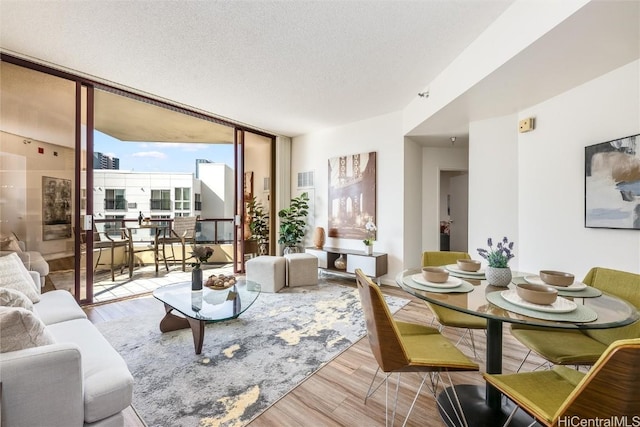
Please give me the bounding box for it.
[0,0,514,137]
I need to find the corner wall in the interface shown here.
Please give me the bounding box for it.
[421,146,469,252]
[291,112,405,283]
[468,114,520,269]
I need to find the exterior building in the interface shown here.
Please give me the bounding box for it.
[93,162,234,242]
[93,152,120,170]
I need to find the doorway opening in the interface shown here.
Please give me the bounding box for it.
[439,170,468,252]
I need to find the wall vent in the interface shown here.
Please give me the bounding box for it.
[263,177,270,191]
[297,171,314,188]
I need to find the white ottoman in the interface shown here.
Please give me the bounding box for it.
[284,253,318,287]
[246,256,286,293]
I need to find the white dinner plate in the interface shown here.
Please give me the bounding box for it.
[523,275,587,291]
[411,274,462,289]
[501,289,578,313]
[444,264,485,276]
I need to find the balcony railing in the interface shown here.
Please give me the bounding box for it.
[93,217,235,244]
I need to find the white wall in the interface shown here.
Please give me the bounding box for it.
[404,137,423,269]
[468,114,520,269]
[421,146,468,252]
[292,112,405,283]
[517,60,640,278]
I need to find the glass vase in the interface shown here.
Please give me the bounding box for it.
[192,267,203,291]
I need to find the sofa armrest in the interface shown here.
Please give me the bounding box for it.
[28,270,42,294]
[0,343,84,427]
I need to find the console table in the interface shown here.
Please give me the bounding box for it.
[305,247,387,279]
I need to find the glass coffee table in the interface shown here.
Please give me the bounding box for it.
[153,280,261,354]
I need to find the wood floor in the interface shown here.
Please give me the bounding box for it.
[84,282,546,427]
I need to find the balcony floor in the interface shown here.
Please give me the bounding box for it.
[47,262,235,304]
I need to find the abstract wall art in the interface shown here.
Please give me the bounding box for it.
[585,133,640,229]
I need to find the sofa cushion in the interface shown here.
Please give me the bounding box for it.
[0,287,34,311]
[34,289,87,325]
[0,306,56,353]
[47,319,134,423]
[0,252,41,303]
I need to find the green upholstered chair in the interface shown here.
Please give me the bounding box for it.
[484,338,640,426]
[354,269,479,426]
[422,251,487,356]
[510,267,640,369]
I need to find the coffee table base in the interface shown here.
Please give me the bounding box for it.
[437,385,540,427]
[159,304,205,354]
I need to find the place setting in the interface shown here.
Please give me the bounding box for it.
[512,269,602,298]
[405,266,474,293]
[444,259,486,279]
[486,269,599,322]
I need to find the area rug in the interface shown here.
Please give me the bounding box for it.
[96,282,409,427]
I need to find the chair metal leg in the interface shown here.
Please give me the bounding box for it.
[516,350,532,373]
[109,245,115,281]
[364,366,381,403]
[180,242,186,271]
[401,373,430,427]
[435,372,469,427]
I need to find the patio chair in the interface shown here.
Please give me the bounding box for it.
[86,225,130,281]
[483,338,640,426]
[355,269,479,426]
[510,267,640,370]
[158,216,197,271]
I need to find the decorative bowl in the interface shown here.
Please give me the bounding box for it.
[457,259,481,272]
[539,270,574,287]
[422,267,449,283]
[516,283,558,305]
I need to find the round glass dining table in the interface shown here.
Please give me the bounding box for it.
[396,268,638,427]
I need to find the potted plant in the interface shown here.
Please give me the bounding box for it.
[477,236,514,287]
[362,218,377,255]
[277,192,309,254]
[247,196,269,255]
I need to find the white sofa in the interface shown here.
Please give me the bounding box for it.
[0,257,134,427]
[0,235,49,287]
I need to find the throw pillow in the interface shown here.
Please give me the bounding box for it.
[0,234,22,253]
[0,287,34,311]
[0,252,40,303]
[0,306,55,353]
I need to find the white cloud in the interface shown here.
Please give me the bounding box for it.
[132,151,167,159]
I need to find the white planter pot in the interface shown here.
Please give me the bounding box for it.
[485,266,512,287]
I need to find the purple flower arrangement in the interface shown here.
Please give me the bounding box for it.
[477,237,514,268]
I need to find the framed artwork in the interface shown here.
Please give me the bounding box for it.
[328,151,376,239]
[585,133,640,229]
[42,176,72,240]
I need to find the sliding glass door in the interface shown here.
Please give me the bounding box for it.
[1,55,276,304]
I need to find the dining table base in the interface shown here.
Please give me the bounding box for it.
[437,385,540,427]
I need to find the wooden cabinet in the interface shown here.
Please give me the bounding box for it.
[305,247,387,278]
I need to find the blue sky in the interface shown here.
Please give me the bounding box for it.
[94,131,235,173]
